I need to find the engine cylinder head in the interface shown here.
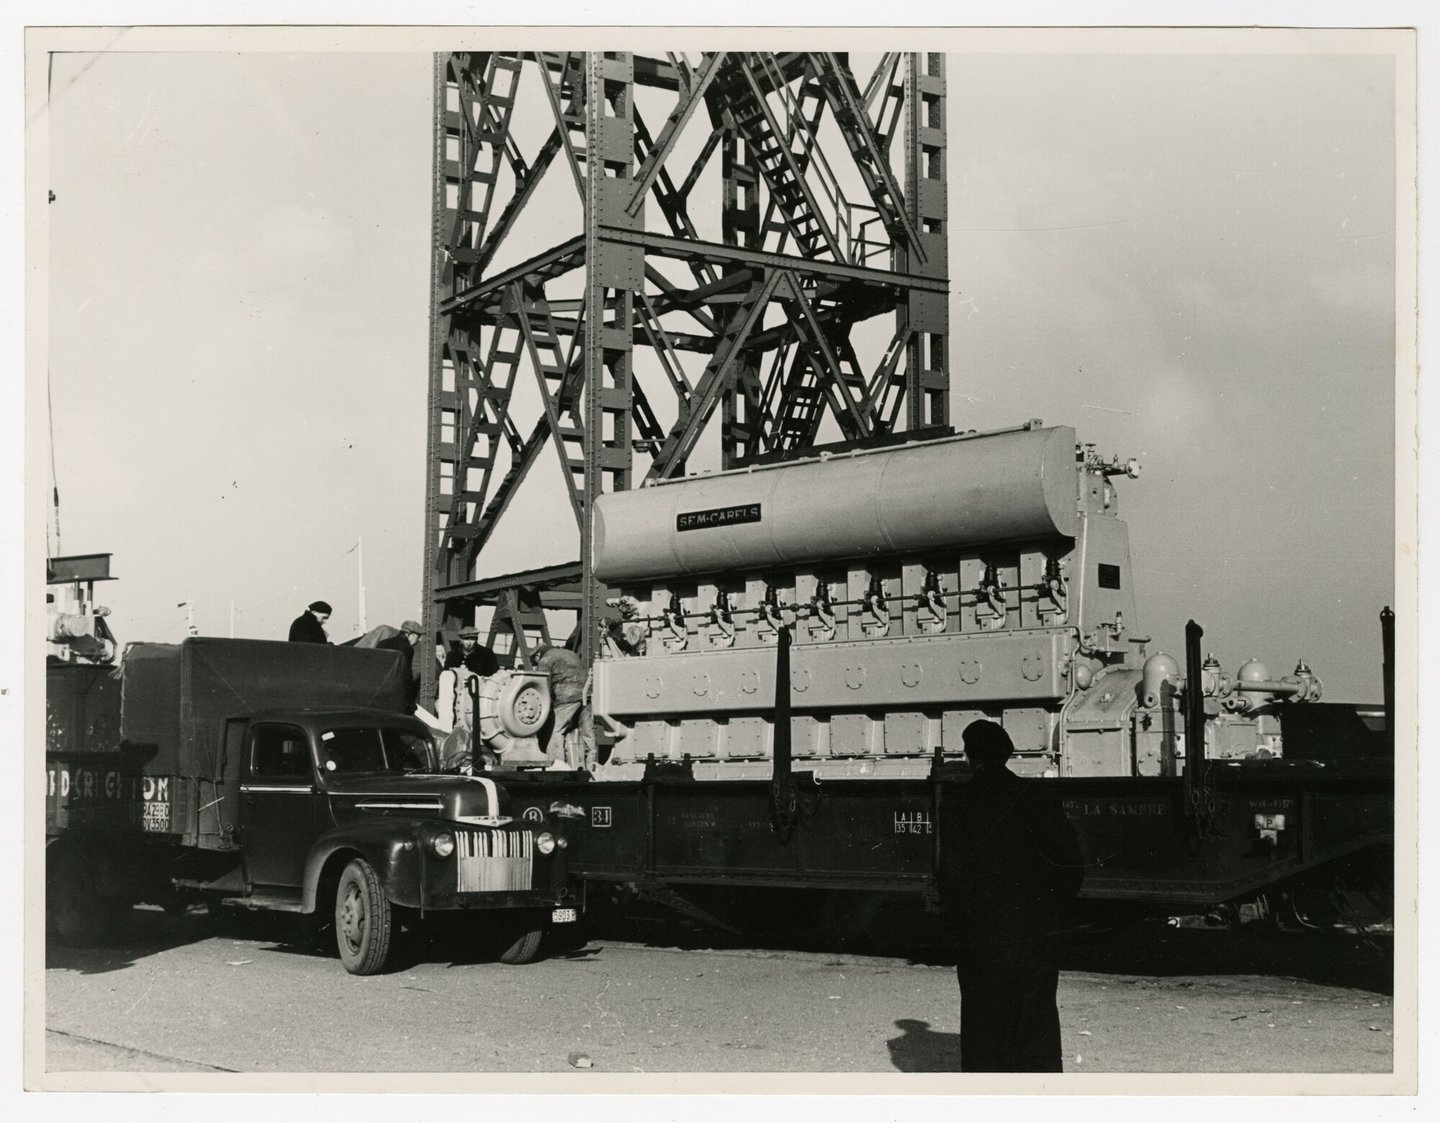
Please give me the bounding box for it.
[1140,652,1180,708]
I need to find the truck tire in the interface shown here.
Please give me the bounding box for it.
[335,858,393,975]
[497,913,546,965]
[46,843,117,947]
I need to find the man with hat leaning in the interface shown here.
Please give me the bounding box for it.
[288,600,332,644]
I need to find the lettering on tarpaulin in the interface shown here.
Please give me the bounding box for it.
[47,768,170,806]
[893,810,933,836]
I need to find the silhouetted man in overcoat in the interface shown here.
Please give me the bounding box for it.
[938,720,1084,1072]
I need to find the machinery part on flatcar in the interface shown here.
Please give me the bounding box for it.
[1200,653,1229,697]
[975,563,1006,628]
[1082,443,1142,480]
[708,590,735,648]
[1037,556,1068,617]
[475,670,552,763]
[1222,659,1324,712]
[760,583,784,638]
[587,424,1331,783]
[809,580,837,640]
[592,427,1082,585]
[917,569,947,633]
[1141,652,1181,709]
[862,574,890,636]
[663,591,689,652]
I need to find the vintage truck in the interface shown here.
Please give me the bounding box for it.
[45,636,582,974]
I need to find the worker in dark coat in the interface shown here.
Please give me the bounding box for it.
[288,601,332,644]
[459,625,499,676]
[937,720,1084,1072]
[375,619,424,711]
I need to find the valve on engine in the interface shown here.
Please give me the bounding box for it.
[708,590,736,648]
[809,580,837,641]
[663,591,688,653]
[862,574,891,638]
[974,563,1007,630]
[758,583,785,643]
[1081,443,1142,479]
[1036,556,1068,620]
[917,569,947,634]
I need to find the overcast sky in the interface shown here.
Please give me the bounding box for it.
[41,39,1400,700]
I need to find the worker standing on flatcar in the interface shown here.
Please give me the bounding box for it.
[459,624,499,676]
[602,596,648,656]
[938,720,1084,1072]
[532,643,593,768]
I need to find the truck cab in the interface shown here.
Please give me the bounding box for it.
[45,638,582,974]
[221,707,578,972]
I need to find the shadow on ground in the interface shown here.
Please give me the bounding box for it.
[885,1018,963,1072]
[46,894,1393,995]
[44,905,318,976]
[578,892,1394,996]
[1057,920,1393,995]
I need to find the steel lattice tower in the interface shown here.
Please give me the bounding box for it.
[422,51,948,697]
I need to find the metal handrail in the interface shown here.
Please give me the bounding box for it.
[753,53,866,265]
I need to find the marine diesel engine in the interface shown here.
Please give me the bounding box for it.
[589,422,1319,780]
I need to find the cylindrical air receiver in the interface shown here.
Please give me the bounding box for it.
[593,426,1079,584]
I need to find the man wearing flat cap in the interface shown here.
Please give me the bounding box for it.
[938,719,1084,1072]
[376,619,425,711]
[288,600,332,644]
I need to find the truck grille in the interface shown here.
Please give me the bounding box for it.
[455,829,533,892]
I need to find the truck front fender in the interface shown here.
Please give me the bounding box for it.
[301,818,428,914]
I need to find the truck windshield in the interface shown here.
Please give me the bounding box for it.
[318,728,436,775]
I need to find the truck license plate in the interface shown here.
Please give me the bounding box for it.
[551,907,578,924]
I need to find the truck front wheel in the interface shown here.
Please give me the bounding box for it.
[335,858,393,975]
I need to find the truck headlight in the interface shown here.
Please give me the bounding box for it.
[536,832,556,855]
[429,831,456,859]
